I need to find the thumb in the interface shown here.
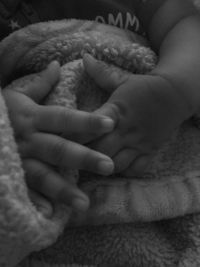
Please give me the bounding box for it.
[83,53,130,93]
[12,61,60,103]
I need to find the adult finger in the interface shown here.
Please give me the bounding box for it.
[13,61,60,103]
[34,106,114,136]
[24,133,114,176]
[24,159,90,211]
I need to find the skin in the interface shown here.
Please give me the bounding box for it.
[3,61,115,213]
[83,0,200,176]
[3,0,200,213]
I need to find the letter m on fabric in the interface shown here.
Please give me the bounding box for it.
[108,12,123,28]
[125,12,140,30]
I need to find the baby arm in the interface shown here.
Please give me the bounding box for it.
[3,61,114,212]
[83,0,200,175]
[146,0,200,113]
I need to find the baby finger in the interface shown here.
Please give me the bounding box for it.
[112,149,138,173]
[122,155,151,177]
[34,106,114,137]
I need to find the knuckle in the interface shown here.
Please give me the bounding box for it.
[62,109,72,130]
[51,140,66,165]
[87,114,97,131]
[55,107,72,136]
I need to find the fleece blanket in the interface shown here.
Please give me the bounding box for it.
[0,14,200,267]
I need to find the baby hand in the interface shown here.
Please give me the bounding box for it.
[3,61,114,211]
[84,54,187,176]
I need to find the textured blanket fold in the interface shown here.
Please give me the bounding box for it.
[0,16,200,267]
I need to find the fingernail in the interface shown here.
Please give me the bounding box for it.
[47,60,60,70]
[72,197,89,211]
[98,160,114,175]
[101,118,115,132]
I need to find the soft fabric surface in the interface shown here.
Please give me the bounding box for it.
[0,14,200,267]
